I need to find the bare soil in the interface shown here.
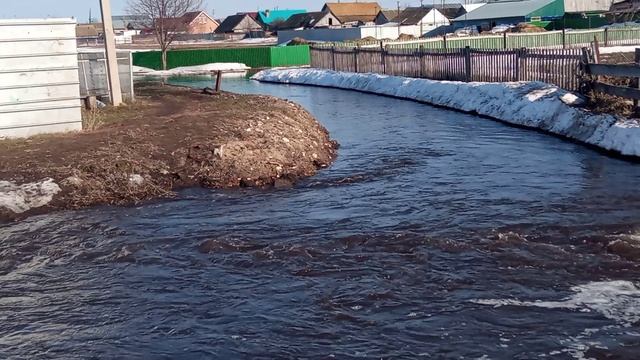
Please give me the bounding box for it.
[0,84,338,220]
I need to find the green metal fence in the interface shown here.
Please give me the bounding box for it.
[132,45,311,70]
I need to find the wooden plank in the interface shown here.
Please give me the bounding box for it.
[593,81,640,100]
[587,63,640,78]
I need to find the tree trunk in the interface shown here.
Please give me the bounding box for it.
[161,49,168,70]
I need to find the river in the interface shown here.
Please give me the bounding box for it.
[1,78,640,359]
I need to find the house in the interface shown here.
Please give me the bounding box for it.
[279,11,341,30]
[562,0,617,28]
[257,9,307,27]
[176,11,219,34]
[216,14,264,34]
[453,0,565,31]
[322,2,382,26]
[375,9,402,25]
[394,7,452,28]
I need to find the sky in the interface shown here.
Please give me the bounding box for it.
[0,0,452,21]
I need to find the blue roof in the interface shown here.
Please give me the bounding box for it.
[257,9,306,24]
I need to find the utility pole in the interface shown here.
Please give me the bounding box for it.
[99,0,123,106]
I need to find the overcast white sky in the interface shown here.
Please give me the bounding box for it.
[0,0,472,21]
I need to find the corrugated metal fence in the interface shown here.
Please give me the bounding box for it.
[132,45,311,70]
[311,46,583,92]
[0,18,82,138]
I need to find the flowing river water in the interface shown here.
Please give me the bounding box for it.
[2,78,640,359]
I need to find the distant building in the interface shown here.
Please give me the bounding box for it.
[216,14,264,34]
[164,11,219,34]
[453,0,565,31]
[112,15,148,31]
[322,2,382,26]
[279,11,341,30]
[394,7,452,28]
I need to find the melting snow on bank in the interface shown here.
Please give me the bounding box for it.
[0,179,61,214]
[252,68,640,157]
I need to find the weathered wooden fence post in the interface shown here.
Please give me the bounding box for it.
[354,46,359,73]
[418,46,424,78]
[562,28,566,49]
[464,46,472,82]
[634,48,640,114]
[503,32,508,49]
[331,45,336,71]
[381,42,387,74]
[515,48,523,81]
[443,34,447,49]
[215,70,222,92]
[604,27,609,47]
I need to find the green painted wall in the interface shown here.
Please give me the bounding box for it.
[528,0,565,19]
[133,45,311,70]
[563,13,609,29]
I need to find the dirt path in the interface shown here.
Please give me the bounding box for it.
[0,84,338,220]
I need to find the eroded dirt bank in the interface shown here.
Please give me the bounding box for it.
[0,84,338,220]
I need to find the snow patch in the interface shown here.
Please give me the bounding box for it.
[0,179,61,214]
[473,280,640,326]
[134,63,249,78]
[252,68,640,157]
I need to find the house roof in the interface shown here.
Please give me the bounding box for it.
[453,0,557,21]
[216,14,262,33]
[432,3,467,19]
[322,2,382,23]
[280,12,332,29]
[257,9,306,24]
[377,9,402,22]
[393,7,432,25]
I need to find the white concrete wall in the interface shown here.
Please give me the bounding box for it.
[278,27,362,44]
[0,18,82,138]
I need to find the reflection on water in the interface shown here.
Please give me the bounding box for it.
[2,79,640,358]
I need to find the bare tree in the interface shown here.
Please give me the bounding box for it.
[128,0,203,69]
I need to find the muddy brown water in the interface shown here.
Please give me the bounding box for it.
[2,78,640,359]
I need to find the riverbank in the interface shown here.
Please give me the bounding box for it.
[0,84,338,221]
[252,68,640,158]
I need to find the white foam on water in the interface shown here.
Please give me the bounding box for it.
[475,281,640,359]
[0,178,61,214]
[473,280,640,325]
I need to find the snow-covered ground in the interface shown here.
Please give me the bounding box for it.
[600,45,640,54]
[134,63,249,78]
[252,68,640,157]
[0,179,61,214]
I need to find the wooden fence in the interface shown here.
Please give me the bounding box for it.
[311,46,583,91]
[585,48,640,112]
[316,27,640,51]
